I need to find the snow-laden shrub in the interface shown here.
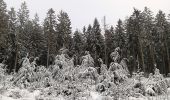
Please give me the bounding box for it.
[13,56,54,89]
[165,78,170,88]
[144,68,168,96]
[108,47,130,85]
[50,65,64,82]
[145,85,156,96]
[54,54,74,69]
[77,67,98,83]
[109,65,128,84]
[152,80,167,95]
[81,51,94,68]
[108,61,129,84]
[153,68,164,81]
[151,68,167,95]
[110,47,120,63]
[98,58,108,75]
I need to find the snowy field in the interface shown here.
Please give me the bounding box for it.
[0,78,170,100]
[0,50,170,100]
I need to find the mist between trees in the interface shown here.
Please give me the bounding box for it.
[0,0,170,75]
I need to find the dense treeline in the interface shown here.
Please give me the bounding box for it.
[0,0,170,75]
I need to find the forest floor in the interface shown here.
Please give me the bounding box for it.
[0,78,170,100]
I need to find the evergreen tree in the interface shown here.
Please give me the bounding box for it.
[0,0,8,63]
[92,18,104,66]
[44,8,57,67]
[141,7,155,73]
[115,19,126,58]
[126,9,145,72]
[56,10,72,50]
[104,26,115,66]
[31,14,45,57]
[125,17,137,73]
[85,24,93,52]
[83,26,86,35]
[8,7,18,72]
[155,10,170,74]
[24,20,34,53]
[0,0,170,75]
[17,1,29,27]
[168,14,170,59]
[115,19,125,48]
[17,1,31,59]
[73,30,84,65]
[82,26,87,45]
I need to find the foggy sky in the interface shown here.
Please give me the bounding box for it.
[4,0,170,31]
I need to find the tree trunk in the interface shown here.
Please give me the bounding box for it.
[162,48,165,74]
[14,47,18,72]
[94,46,97,66]
[104,42,108,66]
[164,42,170,75]
[47,38,50,68]
[149,44,156,73]
[14,31,19,73]
[137,37,145,72]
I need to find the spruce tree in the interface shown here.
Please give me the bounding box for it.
[8,7,18,72]
[17,1,30,58]
[85,24,93,52]
[0,0,8,63]
[115,19,126,58]
[17,1,29,27]
[104,26,115,66]
[73,30,84,65]
[155,10,170,74]
[92,18,104,66]
[31,14,45,57]
[44,8,57,67]
[141,7,155,73]
[56,10,72,50]
[125,9,145,72]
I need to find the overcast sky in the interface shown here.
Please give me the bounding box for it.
[4,0,170,31]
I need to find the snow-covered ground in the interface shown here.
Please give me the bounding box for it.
[0,86,169,100]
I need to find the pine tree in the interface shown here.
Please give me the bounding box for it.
[126,9,145,72]
[125,17,136,72]
[56,10,72,50]
[82,26,87,47]
[155,10,170,74]
[73,30,84,65]
[141,7,155,73]
[8,7,18,72]
[85,24,93,52]
[92,18,104,66]
[104,26,115,66]
[17,1,31,59]
[115,19,126,58]
[82,26,87,45]
[17,1,29,27]
[31,14,44,57]
[24,20,34,53]
[44,8,57,67]
[0,0,8,63]
[168,14,170,60]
